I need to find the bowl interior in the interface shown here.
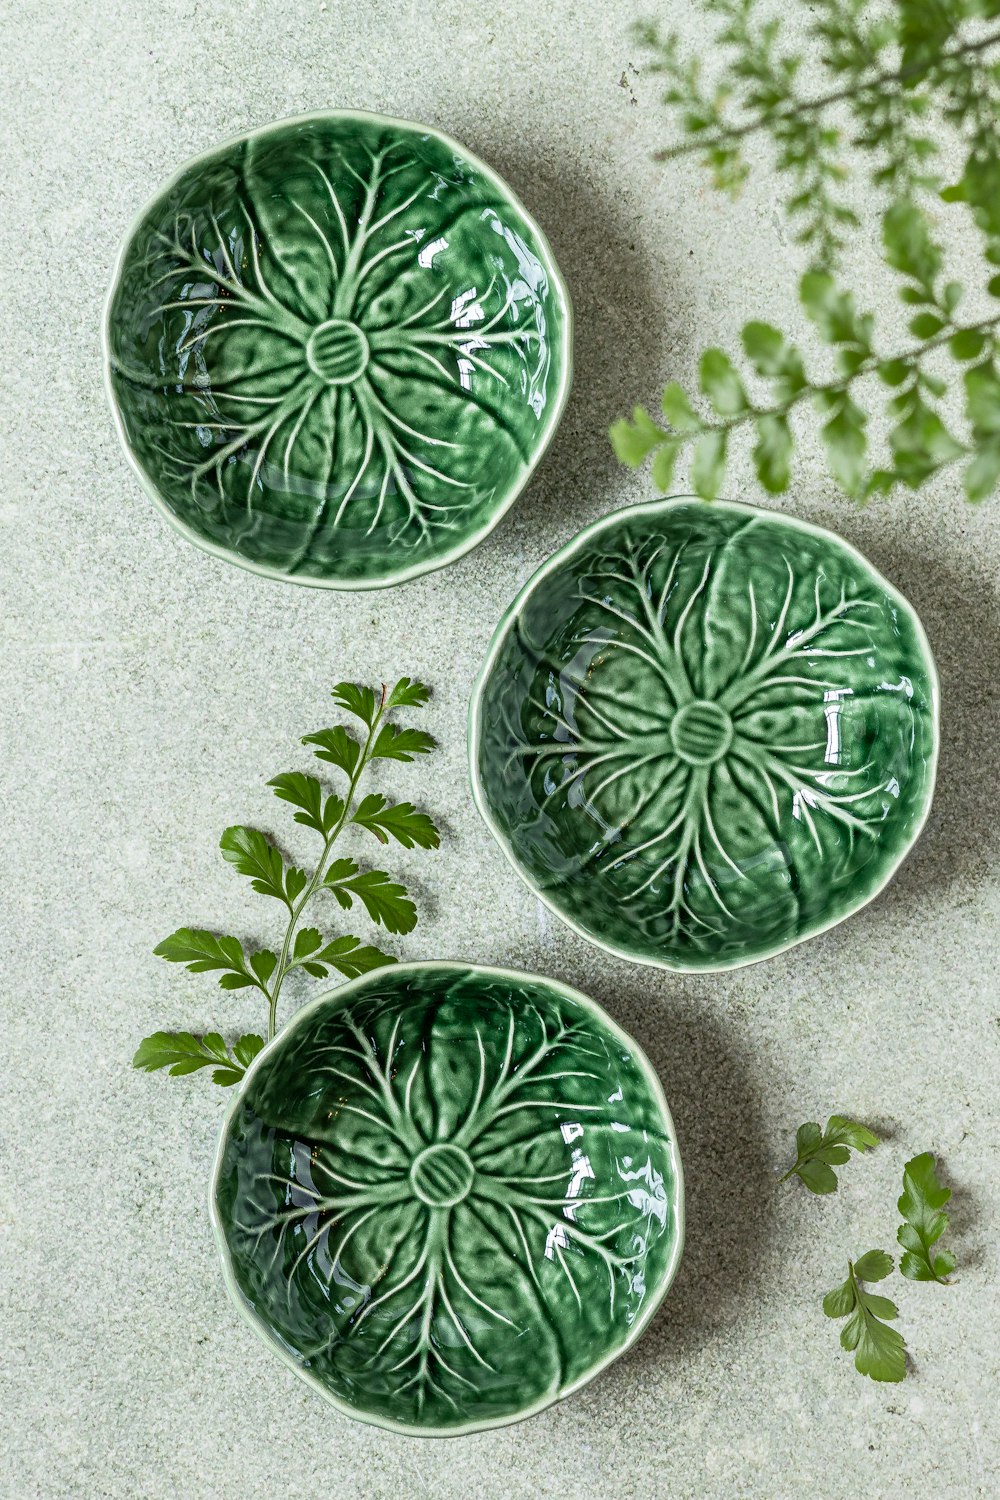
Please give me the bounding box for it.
[471,499,938,970]
[211,964,682,1435]
[105,112,571,588]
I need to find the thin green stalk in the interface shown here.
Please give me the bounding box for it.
[681,311,1000,443]
[653,27,1000,162]
[265,686,388,1040]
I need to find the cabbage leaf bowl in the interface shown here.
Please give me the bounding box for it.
[211,962,683,1436]
[470,499,939,971]
[104,111,572,589]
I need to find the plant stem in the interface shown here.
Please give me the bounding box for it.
[674,311,1000,444]
[653,28,1000,162]
[265,686,388,1041]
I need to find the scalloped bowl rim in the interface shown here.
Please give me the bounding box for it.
[467,497,941,973]
[208,959,685,1438]
[102,108,574,592]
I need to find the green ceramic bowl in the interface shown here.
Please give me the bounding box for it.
[103,111,572,589]
[470,499,939,972]
[210,962,683,1436]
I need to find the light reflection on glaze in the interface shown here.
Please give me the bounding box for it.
[212,965,682,1434]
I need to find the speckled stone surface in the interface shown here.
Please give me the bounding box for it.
[1,2,997,1497]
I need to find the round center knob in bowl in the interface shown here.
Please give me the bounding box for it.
[305,318,370,384]
[409,1142,475,1207]
[669,699,734,765]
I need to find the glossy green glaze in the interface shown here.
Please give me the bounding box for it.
[470,499,939,971]
[211,962,683,1435]
[104,112,572,589]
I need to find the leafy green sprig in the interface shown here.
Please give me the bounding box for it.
[897,1152,956,1283]
[780,1114,879,1194]
[133,678,439,1087]
[616,0,1000,504]
[823,1249,907,1383]
[133,1030,265,1087]
[783,1120,956,1380]
[613,200,1000,502]
[636,0,1000,271]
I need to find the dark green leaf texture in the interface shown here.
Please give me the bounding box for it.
[371,723,436,762]
[268,771,342,836]
[386,676,431,710]
[897,1152,956,1282]
[322,860,417,933]
[301,726,362,779]
[287,925,393,980]
[132,1030,264,1086]
[331,683,379,728]
[142,677,438,1080]
[212,965,683,1432]
[352,794,440,849]
[782,1115,879,1194]
[823,1251,907,1382]
[220,826,304,908]
[303,934,397,979]
[106,116,570,587]
[153,928,268,992]
[292,927,323,960]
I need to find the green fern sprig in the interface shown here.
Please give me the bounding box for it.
[616,0,1000,504]
[133,678,440,1087]
[639,0,1000,269]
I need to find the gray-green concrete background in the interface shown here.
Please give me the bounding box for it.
[2,3,997,1496]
